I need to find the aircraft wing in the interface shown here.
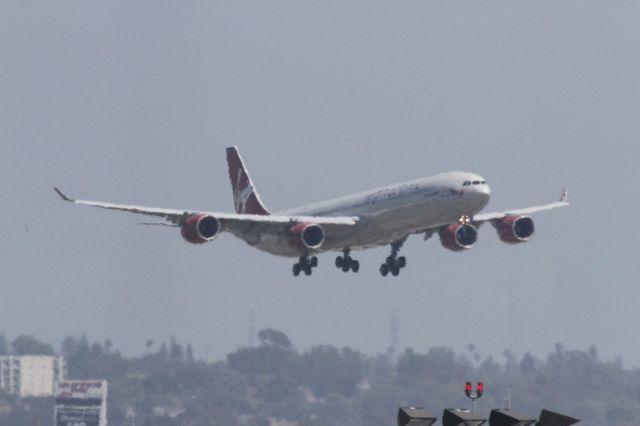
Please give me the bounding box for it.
[473,188,569,223]
[53,188,359,233]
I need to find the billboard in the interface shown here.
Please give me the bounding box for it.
[55,380,107,426]
[55,406,100,426]
[56,380,106,399]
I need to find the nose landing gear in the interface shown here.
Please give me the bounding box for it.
[335,248,359,273]
[293,255,318,276]
[380,238,407,277]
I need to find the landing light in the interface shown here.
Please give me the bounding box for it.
[459,215,472,225]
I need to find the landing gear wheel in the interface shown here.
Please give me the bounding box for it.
[381,237,407,277]
[380,264,389,276]
[336,249,359,273]
[293,254,318,277]
[391,265,400,276]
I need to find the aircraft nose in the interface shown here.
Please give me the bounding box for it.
[471,181,491,205]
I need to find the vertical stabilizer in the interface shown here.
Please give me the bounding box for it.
[226,147,270,215]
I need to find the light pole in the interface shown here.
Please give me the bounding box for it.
[464,381,484,412]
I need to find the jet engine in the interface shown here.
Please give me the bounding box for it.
[181,214,221,244]
[494,215,535,243]
[289,223,325,250]
[438,223,478,251]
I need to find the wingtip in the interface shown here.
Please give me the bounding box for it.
[54,187,73,202]
[559,187,569,203]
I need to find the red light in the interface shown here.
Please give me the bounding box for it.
[465,382,472,397]
[477,382,484,397]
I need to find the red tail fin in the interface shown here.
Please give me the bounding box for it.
[226,147,270,215]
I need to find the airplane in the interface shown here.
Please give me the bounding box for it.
[54,146,569,277]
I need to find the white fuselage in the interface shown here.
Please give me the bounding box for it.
[252,171,491,257]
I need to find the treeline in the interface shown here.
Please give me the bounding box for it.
[0,331,638,426]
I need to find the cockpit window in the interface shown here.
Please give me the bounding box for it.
[463,181,471,186]
[472,180,480,185]
[480,180,486,184]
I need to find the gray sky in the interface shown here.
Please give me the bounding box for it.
[1,1,639,365]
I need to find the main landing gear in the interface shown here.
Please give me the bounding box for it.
[293,255,318,276]
[380,239,407,277]
[335,248,360,273]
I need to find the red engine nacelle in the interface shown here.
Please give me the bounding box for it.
[181,214,221,244]
[438,223,478,251]
[288,223,325,250]
[494,215,535,244]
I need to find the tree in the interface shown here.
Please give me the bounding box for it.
[91,342,104,356]
[0,334,8,355]
[227,345,297,378]
[397,347,469,386]
[302,346,368,397]
[186,344,195,363]
[520,352,537,377]
[170,337,184,362]
[61,336,81,357]
[158,343,168,359]
[258,329,292,351]
[228,330,297,379]
[11,335,54,355]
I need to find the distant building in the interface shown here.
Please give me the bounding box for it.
[0,355,66,397]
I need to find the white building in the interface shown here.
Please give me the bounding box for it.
[0,355,66,397]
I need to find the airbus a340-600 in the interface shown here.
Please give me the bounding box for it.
[55,147,569,277]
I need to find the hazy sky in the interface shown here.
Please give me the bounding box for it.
[1,1,639,366]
